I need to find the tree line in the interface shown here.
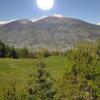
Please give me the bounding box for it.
[0,40,68,59]
[0,41,30,59]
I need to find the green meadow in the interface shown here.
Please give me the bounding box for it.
[0,56,70,93]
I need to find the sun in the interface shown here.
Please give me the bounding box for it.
[36,0,54,10]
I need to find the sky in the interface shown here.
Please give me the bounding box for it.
[0,0,100,24]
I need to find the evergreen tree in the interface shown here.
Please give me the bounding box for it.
[9,47,18,59]
[20,47,29,58]
[0,41,6,58]
[27,60,55,100]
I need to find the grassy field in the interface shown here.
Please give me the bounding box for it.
[0,56,70,94]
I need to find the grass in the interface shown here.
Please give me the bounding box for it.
[0,56,70,94]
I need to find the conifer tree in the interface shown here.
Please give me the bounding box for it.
[27,60,55,100]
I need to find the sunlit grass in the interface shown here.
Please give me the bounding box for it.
[0,56,70,93]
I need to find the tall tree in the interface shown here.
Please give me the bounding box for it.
[20,47,29,58]
[9,47,18,59]
[27,60,55,100]
[0,40,6,58]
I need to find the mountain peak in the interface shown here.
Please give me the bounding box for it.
[16,19,33,24]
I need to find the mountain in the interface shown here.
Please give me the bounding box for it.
[0,16,100,50]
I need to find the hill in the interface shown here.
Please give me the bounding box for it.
[0,16,100,49]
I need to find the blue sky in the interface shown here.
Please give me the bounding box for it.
[0,0,100,24]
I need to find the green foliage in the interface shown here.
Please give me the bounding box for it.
[17,47,29,58]
[96,38,100,57]
[0,41,7,58]
[2,80,18,100]
[27,60,55,100]
[0,40,33,59]
[9,47,18,59]
[56,41,100,99]
[0,40,19,59]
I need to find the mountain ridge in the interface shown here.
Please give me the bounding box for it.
[0,16,100,50]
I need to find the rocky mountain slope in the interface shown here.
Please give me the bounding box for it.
[0,16,100,49]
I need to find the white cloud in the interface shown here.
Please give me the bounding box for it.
[0,20,13,24]
[96,22,100,25]
[31,15,47,22]
[31,14,63,22]
[0,21,9,24]
[53,14,63,18]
